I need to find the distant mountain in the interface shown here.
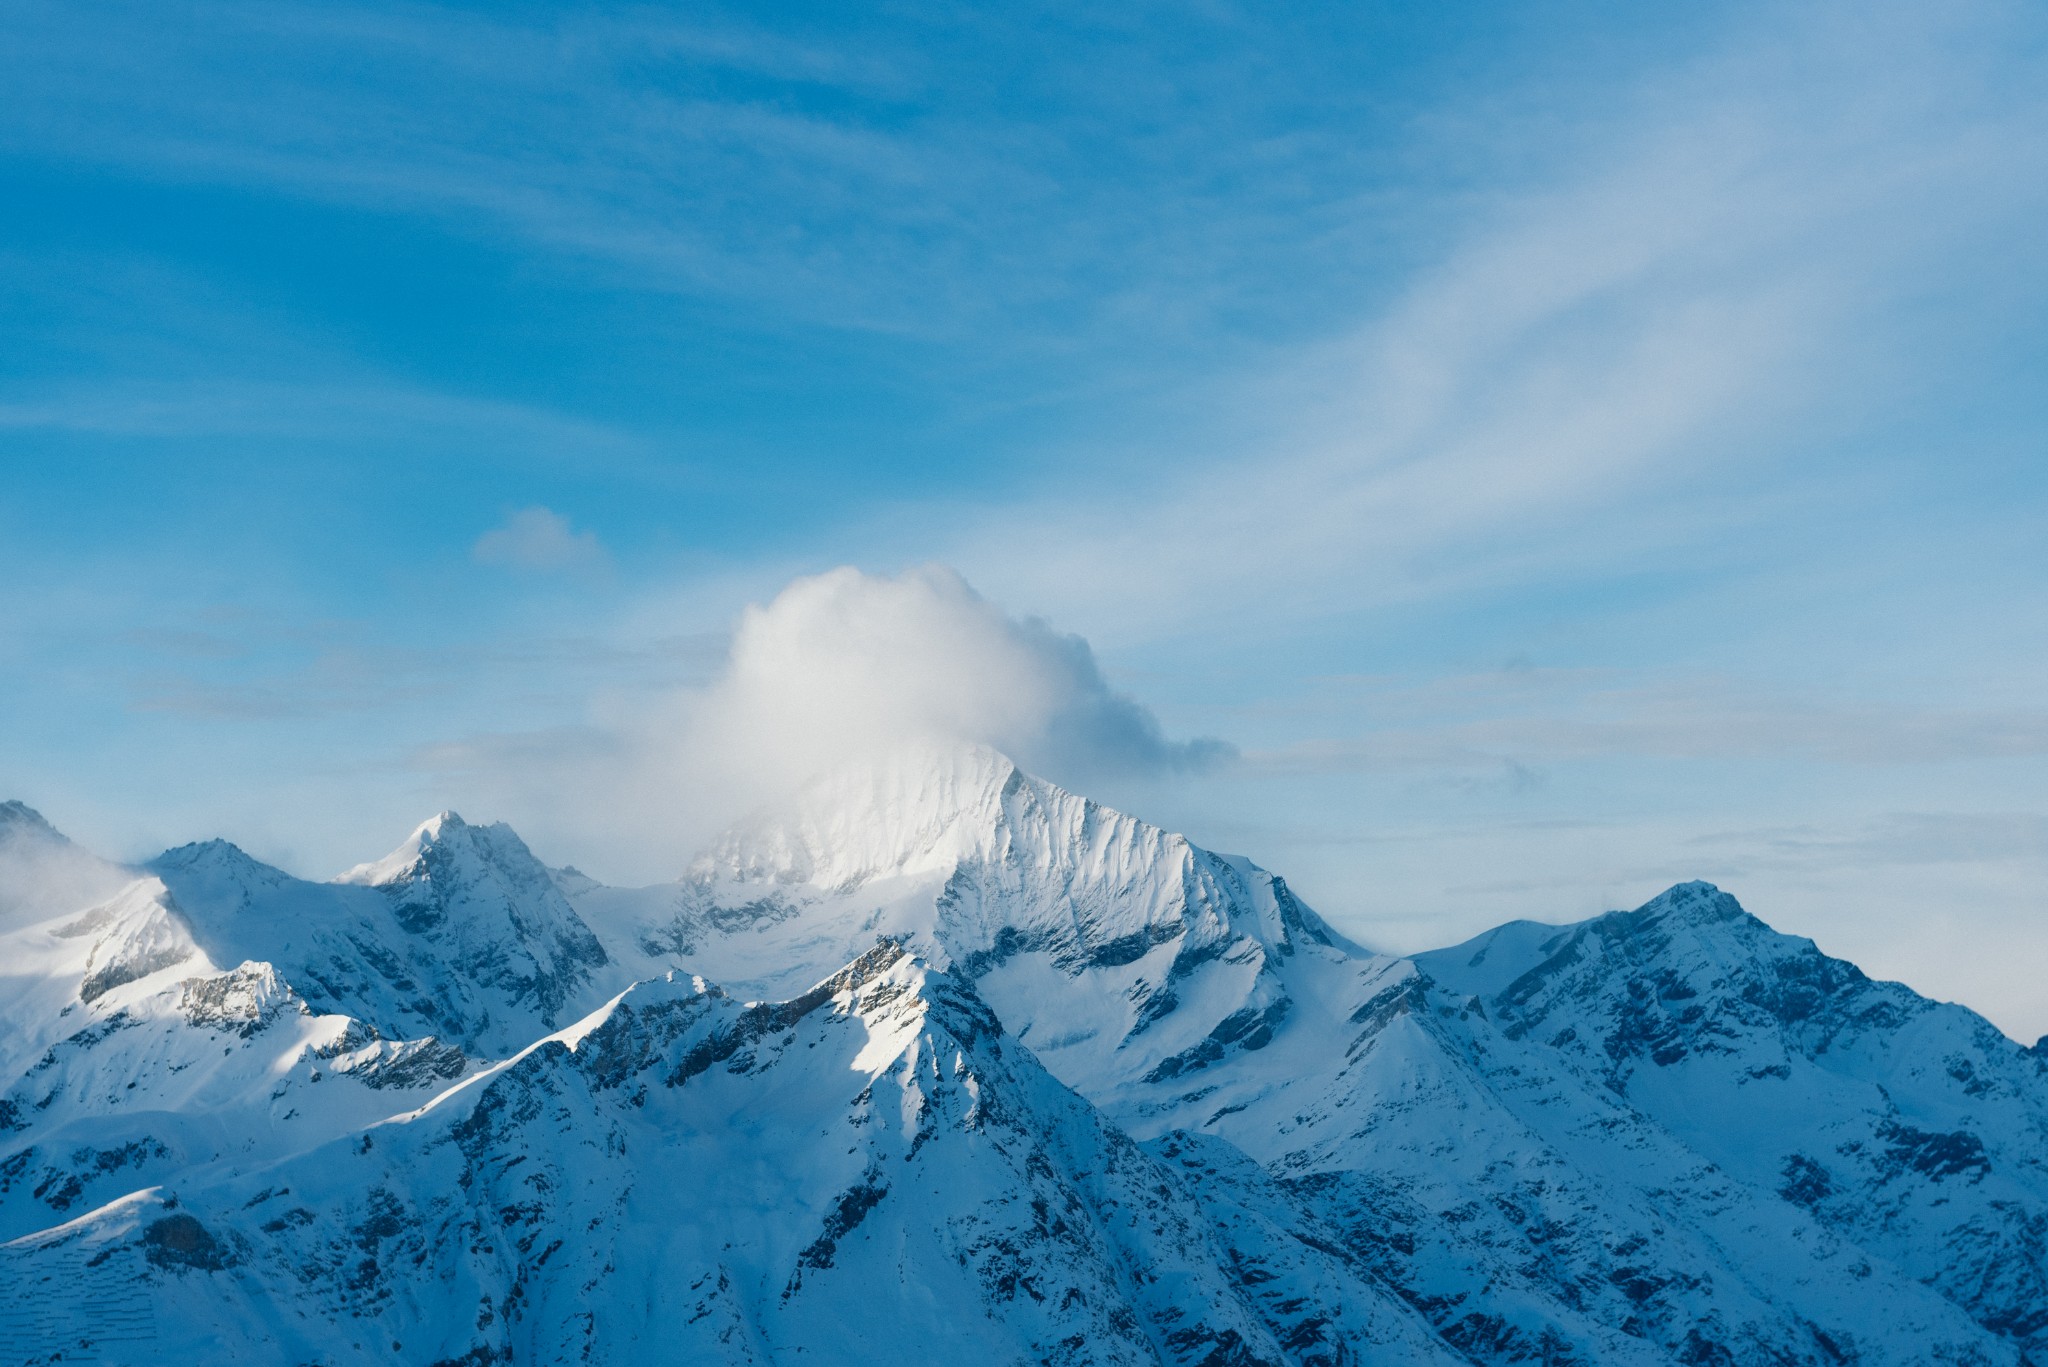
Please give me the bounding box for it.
[1412,884,2048,1357]
[0,799,133,929]
[1,759,2041,1365]
[151,812,611,1056]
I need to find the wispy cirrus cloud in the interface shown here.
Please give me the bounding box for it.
[0,0,1409,345]
[948,1,2048,640]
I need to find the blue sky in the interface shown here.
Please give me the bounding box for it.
[4,0,2047,1035]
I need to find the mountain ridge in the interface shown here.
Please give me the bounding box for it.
[0,750,2042,1365]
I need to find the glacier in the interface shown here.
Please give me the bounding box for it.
[0,750,2042,1365]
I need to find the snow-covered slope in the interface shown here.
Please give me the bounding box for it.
[0,956,470,1243]
[4,946,1461,1366]
[1,762,2044,1366]
[0,845,478,1250]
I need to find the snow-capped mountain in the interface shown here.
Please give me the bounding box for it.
[1,753,2043,1366]
[1412,885,2048,1359]
[574,746,1352,1119]
[152,812,612,1056]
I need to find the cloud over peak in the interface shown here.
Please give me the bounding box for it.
[420,565,1230,880]
[710,565,1229,783]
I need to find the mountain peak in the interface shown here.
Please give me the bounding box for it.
[662,741,1352,980]
[416,808,468,837]
[316,808,612,1041]
[689,742,1028,889]
[1419,881,1777,997]
[1629,879,1751,929]
[0,801,135,927]
[334,809,502,888]
[586,743,1359,1097]
[153,837,282,879]
[0,799,66,845]
[333,809,585,934]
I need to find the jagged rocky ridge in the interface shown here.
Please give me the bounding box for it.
[0,748,2042,1366]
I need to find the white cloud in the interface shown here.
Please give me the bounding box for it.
[471,506,608,573]
[698,565,1226,782]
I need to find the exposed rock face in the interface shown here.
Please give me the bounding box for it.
[1,754,2043,1365]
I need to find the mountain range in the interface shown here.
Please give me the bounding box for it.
[1,749,2042,1366]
